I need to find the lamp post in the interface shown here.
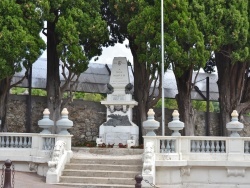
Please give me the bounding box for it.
[161,0,165,136]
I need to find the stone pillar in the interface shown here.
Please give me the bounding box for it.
[38,108,54,134]
[56,108,73,135]
[168,110,184,136]
[143,109,159,136]
[226,110,244,137]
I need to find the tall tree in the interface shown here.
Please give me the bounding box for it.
[191,0,249,135]
[40,0,109,125]
[102,0,208,137]
[101,0,162,142]
[0,0,45,131]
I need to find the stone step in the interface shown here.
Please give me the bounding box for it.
[59,147,143,187]
[62,169,139,178]
[57,183,135,188]
[64,163,142,171]
[70,158,142,165]
[72,147,144,156]
[60,176,135,185]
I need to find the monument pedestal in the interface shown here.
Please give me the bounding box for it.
[99,125,138,146]
[97,57,139,146]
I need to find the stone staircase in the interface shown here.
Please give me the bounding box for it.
[57,147,143,188]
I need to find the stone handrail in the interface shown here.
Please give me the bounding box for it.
[142,136,250,187]
[46,140,72,184]
[0,132,72,178]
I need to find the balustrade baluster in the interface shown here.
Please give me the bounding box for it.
[51,138,54,149]
[17,136,21,148]
[10,136,14,148]
[191,140,195,152]
[196,141,201,153]
[28,137,32,148]
[166,140,170,153]
[18,137,21,147]
[0,136,2,147]
[45,138,50,150]
[201,140,205,152]
[216,140,220,153]
[160,140,166,153]
[43,138,46,150]
[49,138,53,150]
[211,140,215,153]
[244,141,249,153]
[22,137,28,148]
[6,136,10,148]
[14,136,18,148]
[221,141,225,153]
[205,140,209,153]
[171,140,175,152]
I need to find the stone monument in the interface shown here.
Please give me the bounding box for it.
[98,57,139,146]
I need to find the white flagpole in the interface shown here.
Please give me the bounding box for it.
[161,0,165,136]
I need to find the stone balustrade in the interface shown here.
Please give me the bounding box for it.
[143,136,250,187]
[0,132,72,178]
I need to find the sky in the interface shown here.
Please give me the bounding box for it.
[40,36,133,65]
[90,39,133,65]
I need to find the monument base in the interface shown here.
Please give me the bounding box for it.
[99,125,139,146]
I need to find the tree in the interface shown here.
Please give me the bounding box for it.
[40,0,109,124]
[0,0,45,131]
[101,0,163,142]
[103,0,208,137]
[191,0,250,135]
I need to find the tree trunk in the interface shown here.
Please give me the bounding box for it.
[175,67,194,136]
[0,77,11,132]
[46,17,62,132]
[215,48,247,136]
[131,46,150,144]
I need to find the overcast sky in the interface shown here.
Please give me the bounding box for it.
[90,39,133,65]
[40,38,133,65]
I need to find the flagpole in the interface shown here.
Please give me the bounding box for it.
[161,0,165,136]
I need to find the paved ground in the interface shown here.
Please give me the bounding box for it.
[0,171,68,188]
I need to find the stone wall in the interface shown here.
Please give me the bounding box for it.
[4,95,250,146]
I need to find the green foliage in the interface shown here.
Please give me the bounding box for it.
[0,0,45,80]
[155,98,216,112]
[31,89,47,96]
[73,92,85,99]
[155,98,178,110]
[212,102,220,113]
[40,0,109,74]
[82,93,105,102]
[63,92,105,102]
[127,0,209,76]
[192,100,214,112]
[191,0,249,62]
[11,87,47,96]
[11,87,26,95]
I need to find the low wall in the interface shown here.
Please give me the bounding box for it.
[5,95,250,146]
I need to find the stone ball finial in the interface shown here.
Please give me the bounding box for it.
[147,108,155,116]
[231,110,238,118]
[226,110,243,137]
[61,108,69,115]
[172,110,179,117]
[168,110,184,136]
[43,108,50,115]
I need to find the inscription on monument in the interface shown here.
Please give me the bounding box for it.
[112,95,125,101]
[106,132,130,145]
[110,58,129,86]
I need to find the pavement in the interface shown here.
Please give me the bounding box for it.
[0,171,68,188]
[0,147,143,188]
